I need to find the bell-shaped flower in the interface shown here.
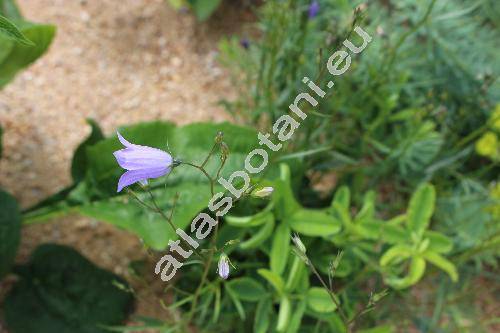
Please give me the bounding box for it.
[113,132,173,192]
[217,253,230,280]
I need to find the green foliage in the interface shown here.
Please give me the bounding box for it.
[168,0,222,21]
[0,0,55,87]
[0,189,21,278]
[4,244,134,333]
[0,14,33,45]
[24,121,259,250]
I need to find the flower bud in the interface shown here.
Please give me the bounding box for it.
[252,187,274,198]
[218,253,230,280]
[291,234,306,253]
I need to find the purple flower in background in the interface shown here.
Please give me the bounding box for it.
[218,253,230,280]
[113,132,173,192]
[308,1,320,18]
[240,38,250,49]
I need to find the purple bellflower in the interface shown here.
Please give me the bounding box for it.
[113,132,173,192]
[308,1,320,18]
[218,253,230,280]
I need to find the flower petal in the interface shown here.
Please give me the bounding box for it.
[117,167,171,192]
[117,131,136,148]
[113,146,173,171]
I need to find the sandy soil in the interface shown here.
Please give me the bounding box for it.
[0,0,252,331]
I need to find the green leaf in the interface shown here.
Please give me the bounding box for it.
[257,269,284,295]
[407,183,436,237]
[254,297,272,333]
[306,287,338,313]
[422,251,458,282]
[190,0,222,21]
[385,256,426,289]
[71,119,104,183]
[0,0,22,20]
[78,182,210,250]
[287,299,307,333]
[0,189,21,278]
[380,244,414,266]
[379,224,411,244]
[226,277,267,302]
[225,203,274,228]
[225,284,246,320]
[270,222,290,275]
[0,22,55,87]
[239,214,275,250]
[332,186,350,211]
[289,209,341,237]
[274,163,300,219]
[424,230,453,254]
[276,296,291,332]
[4,244,134,333]
[0,15,34,45]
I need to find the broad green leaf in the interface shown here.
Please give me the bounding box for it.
[78,182,211,250]
[422,251,458,282]
[289,209,341,236]
[270,222,290,275]
[71,119,104,182]
[0,15,34,45]
[407,183,436,236]
[0,189,21,278]
[4,244,133,333]
[380,224,411,244]
[226,277,267,302]
[306,287,338,313]
[385,256,426,289]
[190,0,222,21]
[254,297,272,333]
[424,230,453,254]
[257,269,284,295]
[0,22,55,87]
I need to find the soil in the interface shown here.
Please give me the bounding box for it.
[0,0,253,331]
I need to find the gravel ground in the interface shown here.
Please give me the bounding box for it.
[0,0,251,330]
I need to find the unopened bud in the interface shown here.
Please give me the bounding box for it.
[252,187,274,198]
[291,234,306,253]
[215,131,224,143]
[218,253,230,280]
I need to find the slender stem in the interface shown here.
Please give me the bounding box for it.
[182,162,215,196]
[309,262,350,328]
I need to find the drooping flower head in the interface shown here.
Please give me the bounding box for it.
[308,1,320,18]
[113,132,173,192]
[218,253,230,280]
